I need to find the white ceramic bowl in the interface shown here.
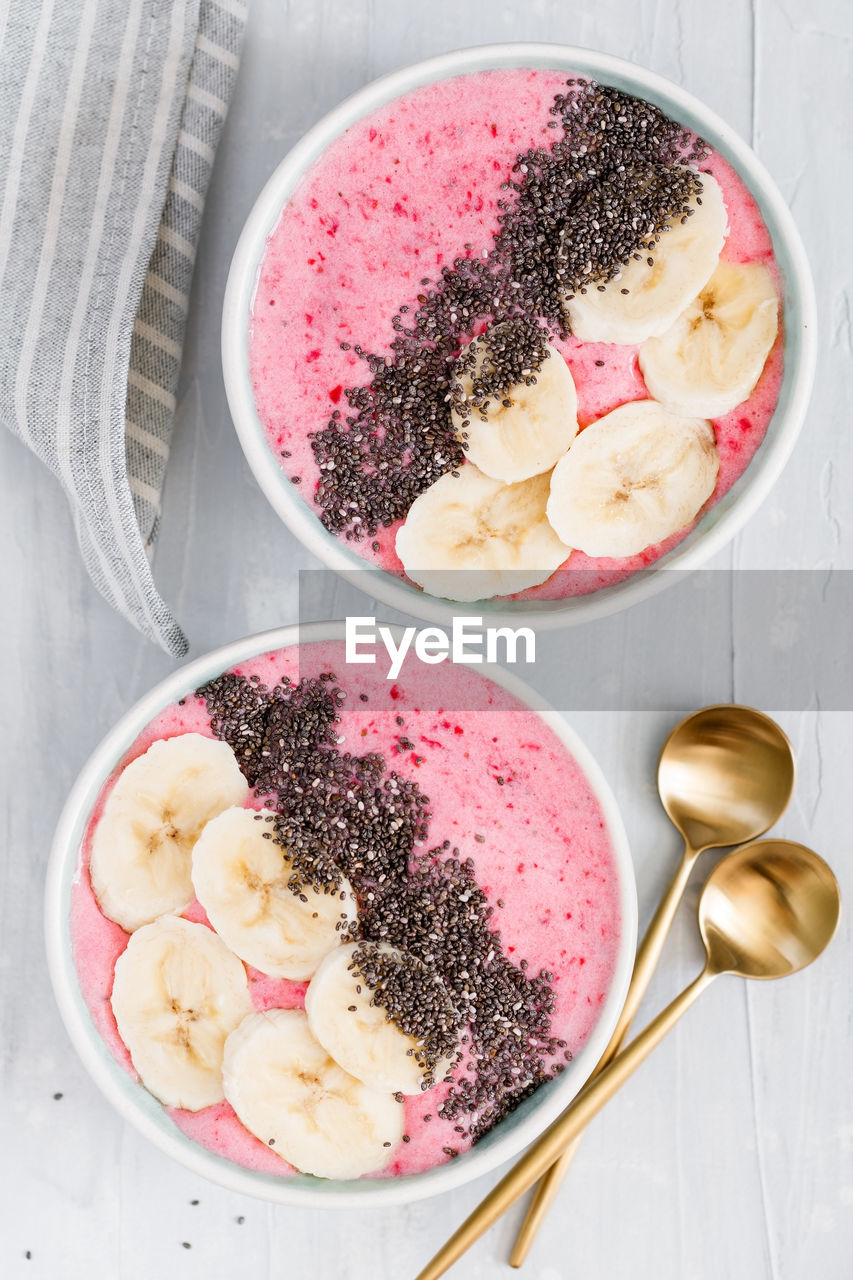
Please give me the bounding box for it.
[45,622,637,1207]
[222,43,816,629]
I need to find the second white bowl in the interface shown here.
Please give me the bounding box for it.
[45,622,637,1207]
[222,43,816,630]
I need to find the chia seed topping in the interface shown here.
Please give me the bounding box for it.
[198,669,570,1143]
[307,78,708,539]
[347,942,460,1090]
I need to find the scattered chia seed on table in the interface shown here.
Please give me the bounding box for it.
[198,669,569,1144]
[306,78,708,540]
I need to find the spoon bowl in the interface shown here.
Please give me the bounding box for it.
[700,839,841,979]
[658,706,795,852]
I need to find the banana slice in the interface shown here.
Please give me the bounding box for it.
[547,400,719,557]
[223,1009,403,1180]
[451,340,578,482]
[191,807,359,981]
[638,261,779,418]
[111,915,253,1111]
[305,941,458,1095]
[396,464,571,602]
[564,170,728,345]
[90,733,249,934]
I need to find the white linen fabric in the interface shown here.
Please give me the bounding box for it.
[0,0,247,656]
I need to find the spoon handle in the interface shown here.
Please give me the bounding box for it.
[509,842,700,1266]
[617,842,701,1033]
[415,965,716,1280]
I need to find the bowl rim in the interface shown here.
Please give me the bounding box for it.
[221,41,817,629]
[45,621,638,1207]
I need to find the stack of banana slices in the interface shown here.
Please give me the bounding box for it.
[90,733,458,1180]
[395,170,779,601]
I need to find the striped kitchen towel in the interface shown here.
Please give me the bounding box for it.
[0,0,247,657]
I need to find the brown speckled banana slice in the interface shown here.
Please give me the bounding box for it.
[111,915,253,1111]
[223,1009,404,1180]
[547,400,719,557]
[396,464,571,602]
[90,733,249,933]
[564,170,728,345]
[639,260,779,418]
[451,340,578,482]
[191,806,359,980]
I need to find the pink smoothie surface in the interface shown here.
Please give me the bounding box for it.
[70,641,624,1180]
[249,68,784,597]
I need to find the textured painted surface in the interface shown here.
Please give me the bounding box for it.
[2,1,852,1277]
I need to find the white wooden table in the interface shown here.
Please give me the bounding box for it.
[3,2,852,1277]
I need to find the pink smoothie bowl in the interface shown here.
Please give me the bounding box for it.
[45,622,637,1208]
[221,43,816,628]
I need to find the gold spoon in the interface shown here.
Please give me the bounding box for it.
[415,839,840,1280]
[510,704,795,1266]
